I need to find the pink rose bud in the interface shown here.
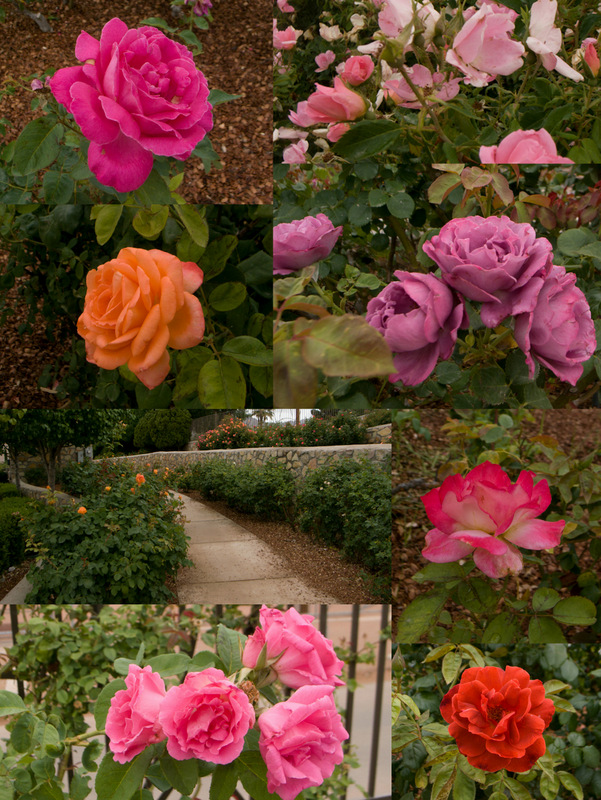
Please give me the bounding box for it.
[273,19,301,49]
[422,215,553,328]
[273,214,342,275]
[258,685,349,800]
[291,76,368,126]
[283,139,309,164]
[158,668,255,763]
[479,128,574,164]
[366,271,468,386]
[336,55,374,85]
[514,264,596,385]
[31,79,44,91]
[105,665,167,764]
[585,41,600,76]
[315,50,336,72]
[49,17,213,192]
[242,605,345,689]
[421,462,565,579]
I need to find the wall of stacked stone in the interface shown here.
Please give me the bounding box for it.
[102,442,391,482]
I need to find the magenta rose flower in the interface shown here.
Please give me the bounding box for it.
[514,264,596,386]
[258,685,349,800]
[422,216,553,329]
[49,17,213,192]
[158,668,254,763]
[273,214,343,275]
[105,665,167,764]
[289,76,367,127]
[242,605,344,689]
[421,462,565,579]
[446,0,525,86]
[480,129,574,164]
[365,271,468,386]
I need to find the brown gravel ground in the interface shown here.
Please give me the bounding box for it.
[0,558,32,599]
[0,0,272,204]
[186,491,381,603]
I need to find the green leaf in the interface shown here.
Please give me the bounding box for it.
[93,205,123,246]
[133,168,173,205]
[334,120,401,160]
[13,118,63,175]
[160,754,199,795]
[249,365,273,397]
[209,282,247,311]
[197,357,246,407]
[470,366,509,405]
[539,771,560,800]
[532,588,560,612]
[368,189,388,207]
[237,250,273,285]
[482,612,518,644]
[42,171,74,204]
[428,173,462,204]
[453,770,476,800]
[222,336,272,366]
[132,206,169,240]
[138,16,174,31]
[192,138,222,172]
[301,315,394,377]
[457,579,497,614]
[552,596,597,626]
[0,689,26,716]
[556,227,597,256]
[178,29,203,50]
[558,772,583,800]
[412,563,467,583]
[442,651,462,685]
[237,751,279,800]
[96,749,154,800]
[82,740,104,773]
[273,338,317,406]
[135,383,172,409]
[354,160,378,180]
[348,203,372,227]
[173,348,213,402]
[210,762,239,800]
[176,205,209,248]
[216,624,246,673]
[200,234,238,280]
[94,679,126,730]
[145,653,191,676]
[387,192,415,219]
[208,89,241,106]
[504,777,533,800]
[528,617,566,644]
[396,593,447,643]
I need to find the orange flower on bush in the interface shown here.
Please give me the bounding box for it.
[136,473,146,485]
[441,666,554,773]
[77,247,205,389]
[78,506,87,515]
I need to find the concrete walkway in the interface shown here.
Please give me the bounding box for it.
[177,494,338,603]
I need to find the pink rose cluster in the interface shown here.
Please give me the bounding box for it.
[105,606,348,800]
[421,461,565,579]
[50,18,213,192]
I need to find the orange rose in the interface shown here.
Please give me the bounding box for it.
[78,506,87,514]
[77,247,205,389]
[136,473,146,485]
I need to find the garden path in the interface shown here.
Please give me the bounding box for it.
[177,494,339,603]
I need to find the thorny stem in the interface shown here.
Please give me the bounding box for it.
[397,64,453,145]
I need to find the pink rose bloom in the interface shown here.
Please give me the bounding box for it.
[336,55,374,85]
[277,0,295,11]
[480,129,574,164]
[105,665,167,764]
[422,216,553,328]
[584,39,600,76]
[273,19,302,50]
[49,18,212,193]
[315,50,336,72]
[258,685,349,800]
[527,0,583,82]
[290,77,368,126]
[273,214,342,276]
[383,65,462,108]
[378,0,439,46]
[421,462,565,579]
[446,0,525,87]
[514,264,596,386]
[365,271,468,386]
[242,605,344,689]
[283,139,309,164]
[326,122,350,142]
[158,668,254,763]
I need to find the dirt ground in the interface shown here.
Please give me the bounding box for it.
[0,0,272,204]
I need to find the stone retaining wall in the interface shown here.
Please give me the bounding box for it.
[102,443,390,482]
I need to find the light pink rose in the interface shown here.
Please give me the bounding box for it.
[446,0,525,87]
[422,216,553,328]
[258,685,349,800]
[273,19,302,50]
[277,0,295,11]
[366,271,467,386]
[326,122,350,142]
[283,139,309,164]
[480,129,574,164]
[273,214,343,275]
[527,0,583,82]
[290,77,368,126]
[378,0,439,46]
[383,66,462,108]
[336,55,374,85]
[514,264,596,386]
[49,18,213,193]
[242,605,344,689]
[105,665,167,764]
[584,38,600,77]
[158,668,254,764]
[315,50,336,72]
[421,462,565,579]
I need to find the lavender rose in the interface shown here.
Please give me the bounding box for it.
[366,271,467,386]
[422,216,553,328]
[514,264,596,385]
[50,17,213,192]
[273,214,343,275]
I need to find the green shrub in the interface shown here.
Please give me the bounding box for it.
[0,483,20,500]
[362,410,392,427]
[24,465,49,487]
[134,410,192,451]
[0,496,32,571]
[197,416,256,450]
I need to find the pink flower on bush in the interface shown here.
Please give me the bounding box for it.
[242,605,344,689]
[273,214,342,275]
[290,77,367,126]
[258,685,348,800]
[422,216,553,328]
[584,39,600,77]
[383,66,462,108]
[446,0,525,87]
[326,122,350,142]
[158,668,254,763]
[365,271,467,386]
[514,264,596,386]
[277,0,296,11]
[378,0,439,47]
[283,139,309,164]
[479,129,574,164]
[273,19,302,50]
[315,50,336,72]
[105,665,167,764]
[421,462,565,578]
[527,0,583,82]
[336,55,374,85]
[49,18,213,192]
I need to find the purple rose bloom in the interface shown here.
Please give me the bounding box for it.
[273,214,343,275]
[514,264,596,385]
[366,271,468,385]
[422,216,553,328]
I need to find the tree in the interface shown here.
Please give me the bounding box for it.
[0,411,27,491]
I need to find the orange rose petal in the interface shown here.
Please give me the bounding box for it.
[160,275,178,324]
[136,267,153,311]
[154,251,184,305]
[140,324,170,371]
[168,293,205,349]
[131,304,161,356]
[88,344,132,369]
[130,348,171,389]
[181,261,204,293]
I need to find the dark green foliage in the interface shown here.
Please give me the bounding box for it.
[0,464,8,483]
[361,410,392,427]
[0,483,20,500]
[134,410,192,452]
[23,465,48,487]
[0,496,31,571]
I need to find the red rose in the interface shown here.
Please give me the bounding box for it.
[440,666,554,772]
